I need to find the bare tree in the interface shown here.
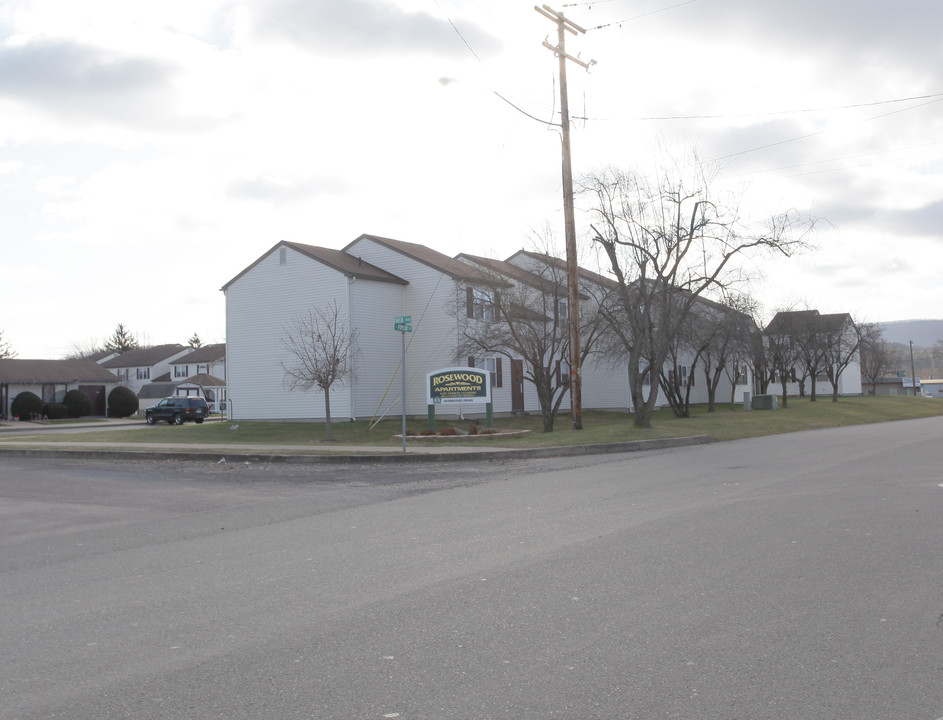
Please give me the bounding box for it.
[454,251,606,432]
[858,324,898,395]
[764,314,802,408]
[698,295,759,412]
[583,158,816,428]
[819,314,862,402]
[0,331,16,359]
[281,301,358,440]
[932,338,943,374]
[65,339,104,359]
[789,311,828,401]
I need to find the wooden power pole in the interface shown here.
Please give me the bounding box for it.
[535,4,594,430]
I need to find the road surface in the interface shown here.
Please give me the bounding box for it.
[2,418,942,719]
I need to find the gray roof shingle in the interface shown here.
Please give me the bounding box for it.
[0,358,120,383]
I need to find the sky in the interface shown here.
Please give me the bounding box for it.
[2,0,942,358]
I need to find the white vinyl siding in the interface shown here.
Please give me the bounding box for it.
[226,246,354,420]
[346,237,465,417]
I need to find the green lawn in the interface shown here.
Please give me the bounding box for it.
[8,396,943,449]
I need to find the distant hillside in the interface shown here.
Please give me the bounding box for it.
[878,319,943,348]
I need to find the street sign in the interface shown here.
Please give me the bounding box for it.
[394,315,412,324]
[394,323,412,333]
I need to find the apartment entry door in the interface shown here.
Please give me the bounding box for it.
[511,359,524,414]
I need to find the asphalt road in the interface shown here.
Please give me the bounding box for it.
[2,419,942,719]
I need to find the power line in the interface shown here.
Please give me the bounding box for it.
[433,0,484,63]
[572,92,943,122]
[710,97,943,165]
[584,0,701,30]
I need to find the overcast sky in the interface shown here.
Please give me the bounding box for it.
[2,0,941,358]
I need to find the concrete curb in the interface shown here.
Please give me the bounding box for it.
[0,435,711,464]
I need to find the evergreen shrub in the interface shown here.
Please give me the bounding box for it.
[11,391,43,420]
[43,403,68,420]
[64,389,92,418]
[108,386,139,418]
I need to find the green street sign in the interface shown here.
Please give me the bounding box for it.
[394,323,413,333]
[395,315,412,324]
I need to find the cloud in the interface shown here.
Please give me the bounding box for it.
[255,0,500,58]
[669,0,943,69]
[227,173,353,205]
[0,39,171,99]
[880,199,943,237]
[0,38,223,131]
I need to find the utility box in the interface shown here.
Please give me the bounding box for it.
[751,394,779,410]
[742,391,751,410]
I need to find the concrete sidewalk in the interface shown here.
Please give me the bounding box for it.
[0,417,711,463]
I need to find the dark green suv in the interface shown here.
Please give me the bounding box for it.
[145,396,209,425]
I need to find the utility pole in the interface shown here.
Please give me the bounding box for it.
[535,4,594,430]
[910,340,919,397]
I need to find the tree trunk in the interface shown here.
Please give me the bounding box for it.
[324,388,333,441]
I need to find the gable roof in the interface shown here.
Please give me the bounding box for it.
[221,240,408,291]
[171,343,225,364]
[178,373,226,386]
[457,253,581,298]
[0,358,119,384]
[507,249,618,290]
[85,349,117,363]
[102,344,189,369]
[137,382,178,400]
[347,234,497,285]
[766,310,853,336]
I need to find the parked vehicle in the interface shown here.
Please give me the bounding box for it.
[145,397,209,425]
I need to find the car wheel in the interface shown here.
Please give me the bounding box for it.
[173,414,185,425]
[146,414,156,425]
[195,419,204,424]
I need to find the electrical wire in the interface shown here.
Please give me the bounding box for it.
[584,0,701,30]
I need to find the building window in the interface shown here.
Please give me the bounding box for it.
[174,365,189,378]
[556,298,568,323]
[468,356,502,388]
[279,247,287,265]
[556,359,570,385]
[466,287,496,321]
[136,368,150,380]
[197,364,209,374]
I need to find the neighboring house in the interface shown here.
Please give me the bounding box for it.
[137,372,228,414]
[920,378,943,398]
[866,375,922,397]
[101,344,192,395]
[765,310,863,398]
[0,358,121,418]
[168,344,227,412]
[223,234,756,422]
[169,343,226,381]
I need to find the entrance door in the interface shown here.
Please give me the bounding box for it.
[80,385,106,416]
[511,359,524,414]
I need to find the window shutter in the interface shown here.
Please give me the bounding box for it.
[555,360,561,384]
[466,287,474,318]
[495,358,503,388]
[468,356,475,368]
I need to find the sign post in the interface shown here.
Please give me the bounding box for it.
[394,317,412,452]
